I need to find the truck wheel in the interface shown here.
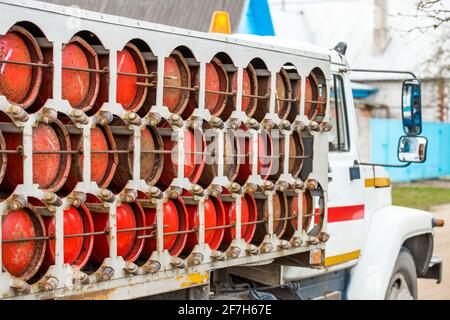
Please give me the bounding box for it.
[385,247,417,300]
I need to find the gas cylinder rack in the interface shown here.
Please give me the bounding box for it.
[0,0,331,300]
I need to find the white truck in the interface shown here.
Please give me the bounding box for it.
[220,37,442,301]
[0,1,443,300]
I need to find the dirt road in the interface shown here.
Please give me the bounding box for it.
[418,203,450,300]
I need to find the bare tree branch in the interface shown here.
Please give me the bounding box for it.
[414,0,450,30]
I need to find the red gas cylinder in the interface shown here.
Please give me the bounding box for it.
[258,129,273,179]
[1,119,71,193]
[235,127,273,185]
[298,73,327,123]
[297,77,317,119]
[141,197,188,257]
[252,69,292,121]
[0,26,43,110]
[254,192,288,242]
[185,57,229,118]
[223,130,240,182]
[41,204,94,270]
[288,130,304,179]
[38,37,100,113]
[288,191,313,235]
[275,69,292,120]
[269,129,304,181]
[116,43,148,113]
[148,50,190,115]
[63,125,118,193]
[184,196,225,251]
[2,205,46,280]
[158,127,206,188]
[231,65,257,117]
[198,129,240,188]
[222,193,257,246]
[0,130,7,187]
[110,125,163,192]
[90,201,145,264]
[314,74,327,124]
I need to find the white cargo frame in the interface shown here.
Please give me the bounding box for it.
[0,0,331,300]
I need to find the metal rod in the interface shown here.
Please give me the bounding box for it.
[140,149,171,154]
[0,59,53,68]
[205,89,235,96]
[137,228,197,239]
[1,149,138,155]
[137,234,154,239]
[0,149,22,154]
[32,150,80,155]
[0,149,82,155]
[136,219,274,240]
[91,150,132,154]
[303,212,324,218]
[242,93,270,100]
[241,220,266,226]
[63,230,108,238]
[137,219,272,240]
[287,155,313,159]
[164,229,198,236]
[147,89,267,99]
[136,82,200,92]
[224,153,251,158]
[116,71,156,78]
[137,222,237,240]
[305,99,326,104]
[62,66,109,74]
[3,225,170,242]
[2,236,50,243]
[357,161,411,168]
[350,68,417,79]
[184,151,212,156]
[204,224,234,231]
[277,97,299,103]
[117,225,163,233]
[164,84,199,92]
[273,216,296,222]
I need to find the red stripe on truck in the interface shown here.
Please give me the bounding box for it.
[315,204,365,223]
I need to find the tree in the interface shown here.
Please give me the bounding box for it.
[414,0,449,31]
[404,0,450,77]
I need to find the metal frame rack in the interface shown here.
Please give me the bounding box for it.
[0,0,331,300]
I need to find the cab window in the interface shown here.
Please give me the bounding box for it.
[329,74,350,152]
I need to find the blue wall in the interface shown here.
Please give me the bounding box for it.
[371,119,450,182]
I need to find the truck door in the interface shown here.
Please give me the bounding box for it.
[325,73,365,267]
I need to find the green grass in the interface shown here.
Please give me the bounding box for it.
[392,185,450,210]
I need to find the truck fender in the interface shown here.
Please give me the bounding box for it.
[346,205,433,300]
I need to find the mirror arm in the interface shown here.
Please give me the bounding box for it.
[350,69,417,79]
[356,161,411,168]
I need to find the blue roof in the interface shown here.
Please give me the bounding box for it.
[351,82,379,99]
[352,88,379,99]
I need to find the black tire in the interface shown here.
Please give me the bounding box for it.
[385,247,417,300]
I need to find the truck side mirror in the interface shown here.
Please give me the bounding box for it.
[398,136,428,163]
[402,79,422,135]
